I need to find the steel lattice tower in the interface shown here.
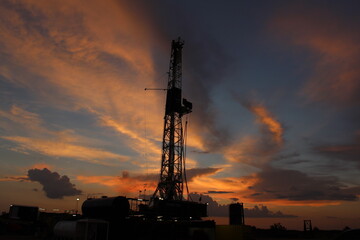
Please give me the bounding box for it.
[153,38,192,201]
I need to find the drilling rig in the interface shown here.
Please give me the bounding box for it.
[153,38,190,201]
[146,38,207,219]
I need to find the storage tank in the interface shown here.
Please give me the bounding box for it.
[53,221,77,239]
[54,219,109,240]
[82,196,129,221]
[229,203,245,225]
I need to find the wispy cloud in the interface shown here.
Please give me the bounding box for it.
[0,105,129,165]
[77,172,156,196]
[270,4,360,106]
[0,0,166,161]
[97,113,161,163]
[245,103,284,145]
[3,136,127,166]
[0,176,28,182]
[243,167,360,203]
[314,132,360,169]
[77,167,222,196]
[0,105,47,136]
[225,101,284,167]
[0,0,235,177]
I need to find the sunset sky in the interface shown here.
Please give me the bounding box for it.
[1,0,360,230]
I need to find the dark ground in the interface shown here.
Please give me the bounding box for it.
[1,214,356,240]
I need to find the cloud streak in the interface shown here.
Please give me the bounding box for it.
[0,106,129,166]
[225,101,284,167]
[270,4,360,106]
[3,136,127,165]
[0,0,166,161]
[77,167,221,196]
[246,103,284,145]
[244,167,360,202]
[314,134,360,169]
[0,0,237,174]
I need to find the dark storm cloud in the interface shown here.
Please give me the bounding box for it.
[189,193,297,218]
[285,159,311,165]
[273,152,300,161]
[273,153,312,166]
[0,176,29,182]
[119,170,157,182]
[314,136,360,169]
[191,150,210,154]
[181,40,234,151]
[207,190,234,194]
[27,168,82,199]
[270,2,360,107]
[246,167,360,201]
[186,167,220,181]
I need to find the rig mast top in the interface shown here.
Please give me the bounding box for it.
[152,38,192,201]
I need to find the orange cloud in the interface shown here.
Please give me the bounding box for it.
[77,176,121,187]
[30,163,53,171]
[2,136,128,166]
[248,104,283,145]
[0,176,28,182]
[224,136,269,166]
[97,114,161,162]
[0,105,47,136]
[0,105,130,166]
[191,176,254,194]
[77,167,353,207]
[77,167,223,197]
[270,6,360,106]
[0,1,232,188]
[0,1,195,168]
[225,102,284,167]
[77,174,157,196]
[9,105,43,126]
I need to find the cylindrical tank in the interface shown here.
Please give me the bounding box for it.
[53,221,77,239]
[229,203,245,225]
[82,196,129,220]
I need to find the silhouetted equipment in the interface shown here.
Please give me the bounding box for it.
[304,219,312,232]
[5,205,39,236]
[149,198,207,219]
[82,196,129,221]
[229,203,245,225]
[148,37,207,219]
[128,197,149,213]
[54,219,109,240]
[9,205,38,222]
[333,229,360,240]
[152,37,190,201]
